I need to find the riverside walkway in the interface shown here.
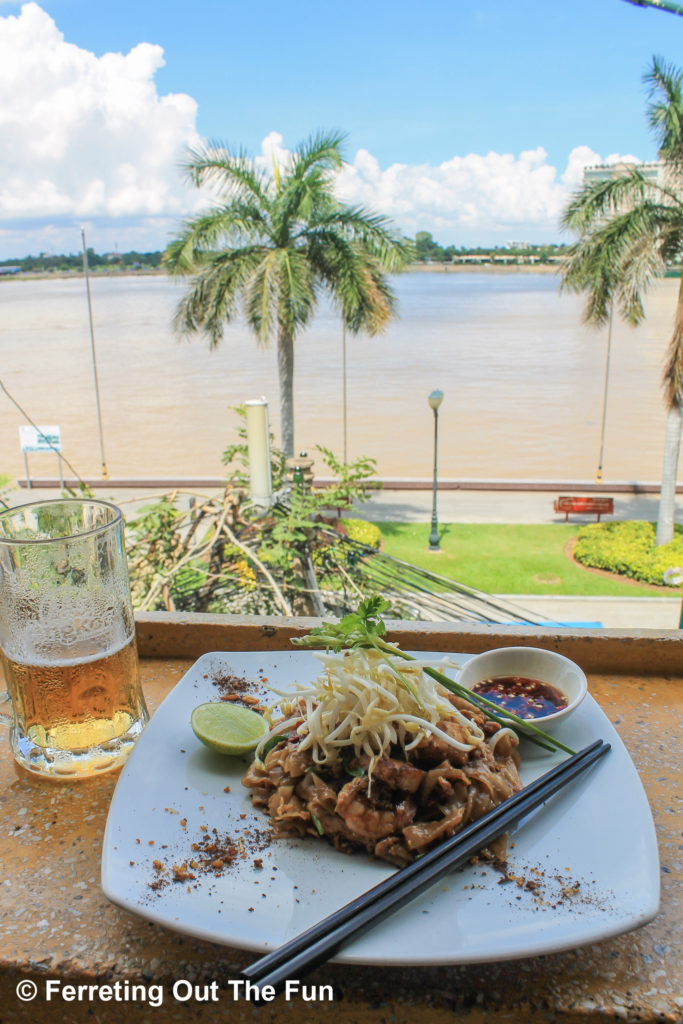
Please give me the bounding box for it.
[13,476,678,525]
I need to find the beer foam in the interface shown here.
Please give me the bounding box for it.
[6,630,135,668]
[0,572,134,664]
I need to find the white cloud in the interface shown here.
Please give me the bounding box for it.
[0,4,646,257]
[255,131,294,176]
[235,135,634,245]
[0,3,201,248]
[335,144,642,244]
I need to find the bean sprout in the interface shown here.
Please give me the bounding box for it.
[255,647,485,775]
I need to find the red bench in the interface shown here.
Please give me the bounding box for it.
[317,499,352,519]
[553,495,614,522]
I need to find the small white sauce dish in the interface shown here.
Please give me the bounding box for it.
[456,646,588,732]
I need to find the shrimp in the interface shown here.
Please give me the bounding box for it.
[367,756,425,794]
[335,776,416,840]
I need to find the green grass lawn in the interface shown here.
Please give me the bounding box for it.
[375,522,675,597]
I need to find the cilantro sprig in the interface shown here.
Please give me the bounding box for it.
[296,596,390,652]
[293,598,575,755]
[294,597,422,705]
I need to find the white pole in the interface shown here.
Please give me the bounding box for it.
[245,398,273,507]
[596,301,614,484]
[342,324,348,464]
[81,227,109,480]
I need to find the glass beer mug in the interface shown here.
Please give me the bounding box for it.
[0,499,149,778]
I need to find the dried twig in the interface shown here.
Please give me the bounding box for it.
[137,500,233,611]
[221,519,292,616]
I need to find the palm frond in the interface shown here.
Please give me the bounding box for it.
[616,229,666,324]
[561,201,676,324]
[307,203,415,270]
[163,234,200,276]
[292,130,346,178]
[182,141,270,202]
[347,263,396,334]
[173,247,264,346]
[662,290,683,404]
[164,201,271,276]
[307,230,397,334]
[561,169,653,233]
[560,236,618,326]
[658,218,683,262]
[270,133,345,241]
[276,248,317,334]
[242,251,282,346]
[645,56,683,165]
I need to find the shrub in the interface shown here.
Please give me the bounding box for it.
[342,518,383,549]
[574,521,683,588]
[0,474,11,509]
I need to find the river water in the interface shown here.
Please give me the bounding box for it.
[0,270,679,483]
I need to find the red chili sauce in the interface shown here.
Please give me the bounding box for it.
[471,675,568,720]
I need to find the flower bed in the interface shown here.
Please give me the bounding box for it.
[574,521,683,588]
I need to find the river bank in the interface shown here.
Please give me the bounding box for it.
[409,262,559,273]
[0,267,165,282]
[0,262,560,282]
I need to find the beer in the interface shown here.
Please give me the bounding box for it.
[0,499,149,778]
[2,635,147,757]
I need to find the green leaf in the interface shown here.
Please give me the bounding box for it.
[310,812,325,836]
[262,733,290,757]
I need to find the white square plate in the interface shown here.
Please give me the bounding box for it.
[101,651,660,965]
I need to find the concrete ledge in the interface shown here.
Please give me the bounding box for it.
[135,611,683,676]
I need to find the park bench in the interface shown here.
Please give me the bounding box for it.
[317,498,352,520]
[553,495,614,522]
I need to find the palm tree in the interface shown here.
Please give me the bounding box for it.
[560,56,683,545]
[165,130,413,457]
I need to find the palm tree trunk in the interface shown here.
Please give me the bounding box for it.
[655,400,682,546]
[277,324,295,457]
[656,274,683,546]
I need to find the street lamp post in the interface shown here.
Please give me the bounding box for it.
[428,389,444,551]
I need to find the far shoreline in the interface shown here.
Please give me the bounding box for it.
[0,262,562,283]
[408,262,559,274]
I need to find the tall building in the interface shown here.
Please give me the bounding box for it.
[583,161,663,186]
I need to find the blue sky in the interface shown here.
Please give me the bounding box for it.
[0,0,681,257]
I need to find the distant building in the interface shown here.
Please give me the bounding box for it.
[453,254,490,263]
[583,161,663,186]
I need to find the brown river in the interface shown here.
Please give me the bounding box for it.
[0,270,679,483]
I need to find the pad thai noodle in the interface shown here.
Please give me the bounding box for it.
[242,648,522,866]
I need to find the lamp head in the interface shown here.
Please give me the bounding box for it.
[428,389,444,411]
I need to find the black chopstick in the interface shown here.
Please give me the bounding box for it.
[242,738,610,993]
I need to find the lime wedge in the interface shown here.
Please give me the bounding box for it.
[190,702,268,756]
